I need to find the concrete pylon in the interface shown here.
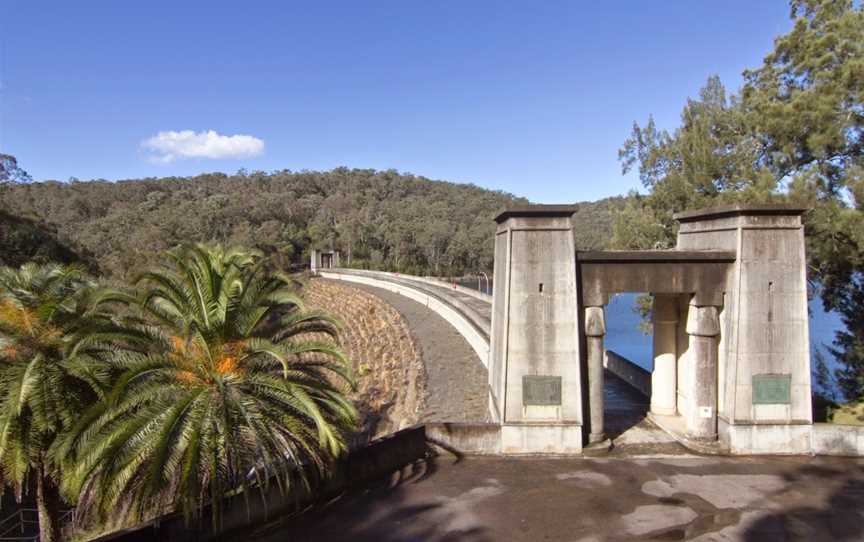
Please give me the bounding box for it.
[489,205,584,454]
[685,300,720,440]
[651,295,678,416]
[674,204,812,453]
[585,306,606,444]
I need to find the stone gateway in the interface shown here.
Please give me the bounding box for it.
[488,203,812,455]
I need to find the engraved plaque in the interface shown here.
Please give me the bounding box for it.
[523,375,562,406]
[752,374,791,404]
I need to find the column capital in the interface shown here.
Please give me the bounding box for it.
[652,294,679,324]
[585,306,606,337]
[686,304,720,337]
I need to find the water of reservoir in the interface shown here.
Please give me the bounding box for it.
[605,292,844,374]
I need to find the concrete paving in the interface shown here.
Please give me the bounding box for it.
[604,372,689,456]
[254,454,864,541]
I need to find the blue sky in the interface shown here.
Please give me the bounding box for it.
[1,1,792,203]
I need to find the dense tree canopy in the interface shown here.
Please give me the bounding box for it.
[1,169,525,278]
[0,167,623,280]
[616,0,864,399]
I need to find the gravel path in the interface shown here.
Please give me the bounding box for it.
[349,283,489,423]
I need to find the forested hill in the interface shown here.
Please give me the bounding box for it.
[0,168,625,278]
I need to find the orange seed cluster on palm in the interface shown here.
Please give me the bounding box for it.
[0,299,37,335]
[167,335,244,380]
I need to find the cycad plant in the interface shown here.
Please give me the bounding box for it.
[0,263,121,542]
[60,244,356,530]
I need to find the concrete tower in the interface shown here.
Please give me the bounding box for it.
[489,206,584,454]
[675,204,812,453]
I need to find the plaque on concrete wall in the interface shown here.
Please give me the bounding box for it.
[523,375,562,406]
[752,374,791,404]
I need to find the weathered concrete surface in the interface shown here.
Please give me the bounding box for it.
[676,205,813,454]
[813,423,864,456]
[253,454,864,542]
[651,294,678,416]
[491,208,584,451]
[578,252,734,308]
[348,283,489,423]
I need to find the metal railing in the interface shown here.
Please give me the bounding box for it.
[0,509,73,542]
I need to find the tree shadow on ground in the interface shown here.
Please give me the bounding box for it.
[743,463,864,541]
[251,451,490,542]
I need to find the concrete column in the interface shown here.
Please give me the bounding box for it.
[685,299,720,440]
[585,306,606,444]
[676,296,690,417]
[651,295,678,416]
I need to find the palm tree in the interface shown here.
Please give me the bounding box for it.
[60,244,356,531]
[0,263,122,542]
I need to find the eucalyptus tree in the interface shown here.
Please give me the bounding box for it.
[0,263,122,542]
[616,0,864,398]
[60,244,356,530]
[0,153,32,186]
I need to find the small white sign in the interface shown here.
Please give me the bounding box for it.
[699,406,713,418]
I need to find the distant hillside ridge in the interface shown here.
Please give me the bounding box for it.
[0,168,624,278]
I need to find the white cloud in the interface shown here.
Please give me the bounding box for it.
[141,130,264,163]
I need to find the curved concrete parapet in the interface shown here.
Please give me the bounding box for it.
[604,350,651,397]
[410,276,492,303]
[318,268,491,368]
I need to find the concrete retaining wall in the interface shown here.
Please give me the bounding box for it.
[716,422,864,456]
[722,422,813,455]
[428,418,864,457]
[319,269,490,368]
[426,422,503,455]
[93,427,430,541]
[604,350,651,397]
[812,423,864,456]
[426,422,584,456]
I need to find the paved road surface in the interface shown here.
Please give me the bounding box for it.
[255,454,864,541]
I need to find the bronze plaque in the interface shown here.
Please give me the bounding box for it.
[752,374,791,404]
[523,375,562,406]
